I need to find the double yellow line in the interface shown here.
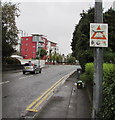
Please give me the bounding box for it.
[26,70,75,113]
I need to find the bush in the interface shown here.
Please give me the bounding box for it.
[104,50,115,63]
[3,57,21,65]
[66,56,76,64]
[80,63,94,82]
[99,63,115,119]
[80,63,115,119]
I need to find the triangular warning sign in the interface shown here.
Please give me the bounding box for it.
[91,25,106,40]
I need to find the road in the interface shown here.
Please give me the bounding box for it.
[2,65,79,118]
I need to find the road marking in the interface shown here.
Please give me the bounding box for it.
[19,75,33,80]
[26,70,76,113]
[0,81,10,85]
[26,77,63,111]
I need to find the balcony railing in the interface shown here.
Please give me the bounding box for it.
[38,43,44,48]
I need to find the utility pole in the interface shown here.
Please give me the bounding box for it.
[92,0,103,118]
[0,1,2,119]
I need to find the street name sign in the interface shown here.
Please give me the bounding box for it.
[90,23,108,47]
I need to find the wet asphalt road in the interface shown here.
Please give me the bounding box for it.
[38,72,91,118]
[2,65,79,118]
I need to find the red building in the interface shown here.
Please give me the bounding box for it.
[20,34,58,60]
[20,35,48,59]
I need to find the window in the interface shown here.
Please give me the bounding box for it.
[26,38,28,40]
[33,46,35,48]
[26,43,28,46]
[33,36,38,42]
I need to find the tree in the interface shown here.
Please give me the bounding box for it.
[55,53,63,63]
[71,7,115,71]
[50,53,57,63]
[36,48,47,59]
[66,54,76,64]
[2,2,20,57]
[103,8,115,63]
[104,8,115,53]
[71,7,94,71]
[48,53,63,63]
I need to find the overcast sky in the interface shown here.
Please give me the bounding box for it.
[3,0,115,55]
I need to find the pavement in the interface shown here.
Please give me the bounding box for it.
[35,71,92,119]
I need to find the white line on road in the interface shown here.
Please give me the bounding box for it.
[0,75,34,85]
[0,81,10,85]
[19,75,33,80]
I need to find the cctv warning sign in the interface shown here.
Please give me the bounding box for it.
[90,23,108,47]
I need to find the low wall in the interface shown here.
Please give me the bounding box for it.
[18,59,45,68]
[2,64,23,71]
[2,59,46,71]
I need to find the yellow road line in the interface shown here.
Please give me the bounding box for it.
[33,78,65,110]
[26,77,64,110]
[26,70,75,112]
[33,90,54,110]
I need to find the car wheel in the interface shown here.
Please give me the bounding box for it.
[23,71,25,74]
[36,70,39,74]
[34,70,38,74]
[39,70,41,73]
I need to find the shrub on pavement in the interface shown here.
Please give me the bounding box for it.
[80,63,115,119]
[80,63,94,83]
[99,63,115,119]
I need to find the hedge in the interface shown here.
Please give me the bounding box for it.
[3,57,21,65]
[80,63,115,119]
[99,63,115,119]
[80,63,94,83]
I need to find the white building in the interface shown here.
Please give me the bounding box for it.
[46,41,59,56]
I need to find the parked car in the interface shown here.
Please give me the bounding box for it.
[23,63,42,74]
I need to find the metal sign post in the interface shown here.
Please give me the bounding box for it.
[91,0,108,118]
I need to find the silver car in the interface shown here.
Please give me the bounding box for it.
[23,63,42,74]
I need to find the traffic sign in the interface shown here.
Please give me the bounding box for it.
[90,23,108,47]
